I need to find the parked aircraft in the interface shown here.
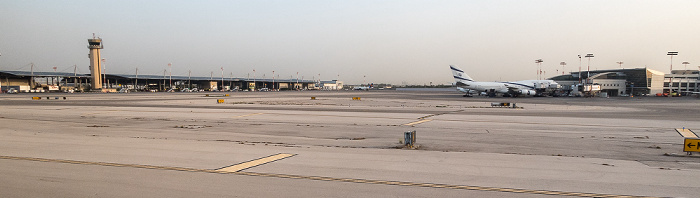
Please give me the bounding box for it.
[450,65,559,97]
[353,86,370,90]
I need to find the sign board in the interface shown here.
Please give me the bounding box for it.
[352,97,361,100]
[684,138,700,152]
[217,99,224,104]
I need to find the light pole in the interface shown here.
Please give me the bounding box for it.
[535,59,544,80]
[667,51,678,94]
[163,69,167,91]
[272,70,275,91]
[135,68,138,91]
[578,55,582,84]
[682,61,690,93]
[616,61,624,69]
[253,69,256,91]
[101,58,106,88]
[168,63,172,90]
[220,67,224,91]
[559,62,566,75]
[585,54,594,84]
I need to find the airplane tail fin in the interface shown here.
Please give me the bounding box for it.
[450,65,473,82]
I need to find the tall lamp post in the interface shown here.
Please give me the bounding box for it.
[535,59,544,80]
[168,63,172,90]
[135,68,138,91]
[682,61,690,93]
[616,61,624,69]
[667,51,678,94]
[559,62,566,75]
[682,61,690,70]
[102,58,106,88]
[272,70,275,91]
[578,55,582,84]
[585,54,594,84]
[296,72,299,90]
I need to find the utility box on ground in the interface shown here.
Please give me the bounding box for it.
[404,130,416,148]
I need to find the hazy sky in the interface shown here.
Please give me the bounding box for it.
[1,0,699,85]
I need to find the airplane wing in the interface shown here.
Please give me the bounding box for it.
[504,84,520,91]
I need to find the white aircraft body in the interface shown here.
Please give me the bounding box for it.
[353,86,370,90]
[450,65,559,97]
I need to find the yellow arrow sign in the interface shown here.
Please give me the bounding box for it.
[684,138,700,152]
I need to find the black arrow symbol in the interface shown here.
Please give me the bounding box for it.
[688,143,696,148]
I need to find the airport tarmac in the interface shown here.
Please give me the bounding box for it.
[1,90,699,197]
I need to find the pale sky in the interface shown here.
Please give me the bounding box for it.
[1,0,699,85]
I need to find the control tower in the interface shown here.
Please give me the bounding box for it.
[88,37,103,89]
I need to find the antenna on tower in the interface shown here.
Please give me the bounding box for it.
[92,33,95,39]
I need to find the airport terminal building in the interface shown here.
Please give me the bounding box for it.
[549,68,670,96]
[0,70,319,93]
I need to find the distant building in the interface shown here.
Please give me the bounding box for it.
[549,68,665,96]
[320,80,343,90]
[666,70,700,95]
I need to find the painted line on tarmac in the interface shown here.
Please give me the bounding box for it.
[436,118,664,130]
[403,119,432,126]
[0,155,661,198]
[217,153,295,172]
[233,113,264,118]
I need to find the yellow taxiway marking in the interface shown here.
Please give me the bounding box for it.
[676,128,698,138]
[403,119,432,126]
[233,113,264,118]
[217,153,295,173]
[0,155,661,198]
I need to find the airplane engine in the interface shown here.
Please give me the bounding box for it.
[519,90,535,95]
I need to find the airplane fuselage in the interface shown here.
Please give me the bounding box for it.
[451,65,558,96]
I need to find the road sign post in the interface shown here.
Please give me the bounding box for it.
[684,138,700,153]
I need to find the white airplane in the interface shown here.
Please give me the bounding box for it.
[353,86,370,90]
[450,65,559,97]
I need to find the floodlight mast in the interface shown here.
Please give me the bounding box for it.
[168,63,172,90]
[559,62,566,75]
[535,59,544,80]
[578,55,582,84]
[585,54,594,84]
[682,61,690,70]
[667,51,678,94]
